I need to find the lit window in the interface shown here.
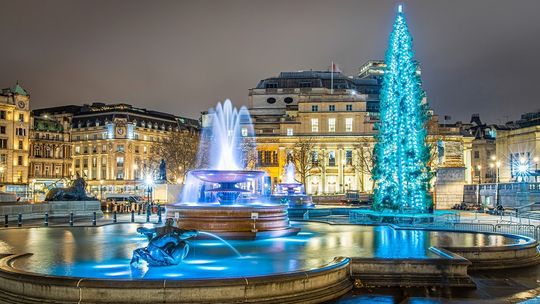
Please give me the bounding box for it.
[287,128,293,136]
[241,128,248,137]
[311,119,319,132]
[116,156,124,167]
[345,118,353,132]
[328,118,336,132]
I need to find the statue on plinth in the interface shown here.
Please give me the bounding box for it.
[156,159,167,183]
[45,174,94,201]
[130,218,198,268]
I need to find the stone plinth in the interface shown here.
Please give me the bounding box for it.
[435,167,466,209]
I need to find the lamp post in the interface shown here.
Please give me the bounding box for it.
[31,178,36,203]
[145,174,154,205]
[99,179,104,200]
[341,159,346,194]
[534,157,539,183]
[476,165,482,207]
[490,159,502,209]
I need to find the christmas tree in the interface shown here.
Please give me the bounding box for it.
[372,5,433,213]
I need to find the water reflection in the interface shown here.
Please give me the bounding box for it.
[0,222,528,280]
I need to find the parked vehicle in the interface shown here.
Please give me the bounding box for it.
[102,194,144,213]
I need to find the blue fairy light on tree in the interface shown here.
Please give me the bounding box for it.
[372,4,433,213]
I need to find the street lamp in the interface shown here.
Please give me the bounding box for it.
[476,165,482,207]
[490,159,502,209]
[31,178,37,203]
[534,157,539,183]
[99,179,104,200]
[341,159,346,194]
[145,174,154,204]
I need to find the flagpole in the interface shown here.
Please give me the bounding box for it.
[330,61,334,94]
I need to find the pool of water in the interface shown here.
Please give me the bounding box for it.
[0,222,528,280]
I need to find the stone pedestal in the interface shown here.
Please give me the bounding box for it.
[153,184,182,204]
[435,167,465,209]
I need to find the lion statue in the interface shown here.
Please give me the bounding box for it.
[45,175,94,201]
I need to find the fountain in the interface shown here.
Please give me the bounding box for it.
[272,162,314,209]
[167,100,300,239]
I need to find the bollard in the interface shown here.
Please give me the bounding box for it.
[44,213,49,227]
[18,213,22,227]
[131,210,135,223]
[137,206,141,216]
[113,211,117,223]
[146,205,151,223]
[69,212,74,227]
[92,212,97,226]
[4,214,8,227]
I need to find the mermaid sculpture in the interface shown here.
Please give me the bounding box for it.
[130,218,198,268]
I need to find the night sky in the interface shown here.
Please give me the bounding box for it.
[1,0,539,123]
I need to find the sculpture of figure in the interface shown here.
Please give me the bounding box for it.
[45,174,94,201]
[131,218,198,268]
[158,159,167,182]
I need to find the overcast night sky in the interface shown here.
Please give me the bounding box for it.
[0,0,539,123]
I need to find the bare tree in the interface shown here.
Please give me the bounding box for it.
[240,137,258,170]
[290,137,318,185]
[352,138,375,192]
[154,130,200,183]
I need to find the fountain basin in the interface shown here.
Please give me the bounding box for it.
[167,204,300,239]
[190,169,265,184]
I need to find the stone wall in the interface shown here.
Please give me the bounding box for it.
[0,200,102,219]
[463,182,540,208]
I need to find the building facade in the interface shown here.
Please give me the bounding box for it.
[0,83,31,196]
[495,111,540,183]
[33,103,199,199]
[28,114,72,201]
[248,68,472,201]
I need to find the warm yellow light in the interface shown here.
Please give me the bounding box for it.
[489,163,494,168]
[534,157,539,163]
[491,155,496,161]
[477,165,482,170]
[496,161,501,168]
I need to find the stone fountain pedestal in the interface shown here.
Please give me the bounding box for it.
[167,204,300,240]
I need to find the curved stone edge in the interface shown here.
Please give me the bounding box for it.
[0,254,352,304]
[298,220,540,270]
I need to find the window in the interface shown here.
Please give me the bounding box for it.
[83,159,88,168]
[143,146,148,154]
[241,128,248,137]
[75,159,80,168]
[116,170,124,180]
[18,140,23,149]
[266,97,276,104]
[265,83,278,89]
[346,104,353,111]
[101,156,107,165]
[329,105,335,112]
[102,144,107,153]
[311,119,319,132]
[83,146,88,154]
[287,128,293,136]
[311,105,318,112]
[0,111,5,119]
[345,150,353,165]
[117,145,125,152]
[0,139,6,149]
[15,128,26,136]
[311,151,319,166]
[345,118,353,132]
[284,97,293,104]
[0,154,6,163]
[17,155,23,166]
[328,118,336,132]
[299,82,311,88]
[0,126,5,134]
[18,114,24,122]
[328,151,336,166]
[135,146,140,153]
[75,146,80,154]
[116,156,124,167]
[474,151,480,159]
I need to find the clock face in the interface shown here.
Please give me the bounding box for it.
[17,101,25,109]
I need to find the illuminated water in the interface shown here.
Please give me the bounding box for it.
[0,222,527,280]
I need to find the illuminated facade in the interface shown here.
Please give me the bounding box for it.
[495,111,540,182]
[249,70,472,203]
[33,103,199,198]
[0,83,31,195]
[28,114,72,200]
